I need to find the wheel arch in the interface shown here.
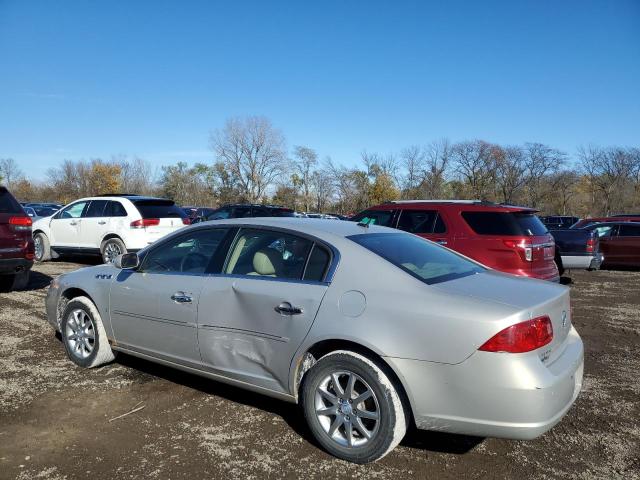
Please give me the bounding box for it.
[292,338,415,427]
[55,287,99,330]
[101,233,125,246]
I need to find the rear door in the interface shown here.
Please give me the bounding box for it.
[49,201,89,246]
[109,227,230,366]
[607,224,640,267]
[396,209,449,246]
[79,200,109,249]
[197,227,331,394]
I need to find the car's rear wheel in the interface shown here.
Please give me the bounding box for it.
[301,350,407,464]
[60,296,115,368]
[101,238,127,264]
[34,232,51,262]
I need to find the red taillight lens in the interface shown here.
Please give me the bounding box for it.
[479,316,553,353]
[503,239,533,262]
[586,237,595,253]
[182,218,191,225]
[9,216,32,231]
[130,218,160,228]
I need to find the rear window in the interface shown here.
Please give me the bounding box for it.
[348,232,484,285]
[133,199,186,219]
[462,211,548,236]
[0,188,22,214]
[350,210,395,227]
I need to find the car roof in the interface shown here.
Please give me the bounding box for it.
[70,195,173,203]
[198,217,396,240]
[369,200,537,213]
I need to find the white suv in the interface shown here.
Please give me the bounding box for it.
[32,195,189,264]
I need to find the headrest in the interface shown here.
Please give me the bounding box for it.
[252,249,281,275]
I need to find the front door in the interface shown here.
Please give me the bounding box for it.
[109,227,229,366]
[79,199,109,249]
[50,201,89,247]
[197,228,331,394]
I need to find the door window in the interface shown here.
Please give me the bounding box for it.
[232,206,252,218]
[350,210,396,227]
[303,245,331,281]
[594,226,614,238]
[397,210,438,234]
[618,224,640,237]
[84,200,108,217]
[106,201,128,217]
[208,207,231,220]
[59,202,88,219]
[225,229,314,280]
[141,229,229,274]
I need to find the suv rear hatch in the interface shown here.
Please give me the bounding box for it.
[0,187,33,259]
[130,199,188,239]
[461,210,559,281]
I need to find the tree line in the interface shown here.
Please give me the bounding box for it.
[2,116,639,217]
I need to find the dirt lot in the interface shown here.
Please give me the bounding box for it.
[0,260,639,480]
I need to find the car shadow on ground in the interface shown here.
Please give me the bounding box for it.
[113,351,483,456]
[0,270,53,293]
[52,255,103,266]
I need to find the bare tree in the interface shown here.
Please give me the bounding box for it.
[548,169,579,215]
[293,146,317,212]
[310,162,334,213]
[524,143,564,208]
[451,140,496,200]
[494,145,527,204]
[210,116,288,203]
[117,156,155,195]
[0,158,23,188]
[422,139,452,199]
[400,145,424,198]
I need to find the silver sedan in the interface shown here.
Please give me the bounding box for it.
[45,218,584,463]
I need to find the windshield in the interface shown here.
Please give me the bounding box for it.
[348,232,485,285]
[350,210,395,227]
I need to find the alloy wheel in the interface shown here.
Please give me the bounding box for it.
[64,309,96,359]
[103,242,121,263]
[34,235,43,260]
[314,370,380,448]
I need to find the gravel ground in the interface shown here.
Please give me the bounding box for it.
[0,261,639,479]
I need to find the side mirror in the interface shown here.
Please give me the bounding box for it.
[114,252,139,269]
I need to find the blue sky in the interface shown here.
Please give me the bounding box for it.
[1,0,639,180]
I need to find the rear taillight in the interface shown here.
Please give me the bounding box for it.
[130,218,160,229]
[9,216,32,231]
[182,218,191,225]
[586,237,595,253]
[503,239,533,262]
[479,316,553,353]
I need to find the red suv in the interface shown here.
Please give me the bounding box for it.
[0,186,34,290]
[351,200,559,282]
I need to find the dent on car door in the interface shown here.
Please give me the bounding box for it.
[109,227,230,366]
[50,201,89,246]
[197,228,332,394]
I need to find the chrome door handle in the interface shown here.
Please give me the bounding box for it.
[171,292,193,303]
[98,221,107,225]
[436,239,448,245]
[275,302,303,315]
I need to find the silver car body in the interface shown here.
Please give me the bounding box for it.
[45,218,584,439]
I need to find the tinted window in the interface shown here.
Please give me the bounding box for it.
[434,214,446,233]
[618,224,640,237]
[397,210,437,234]
[84,200,108,217]
[232,206,252,218]
[33,206,57,217]
[106,201,128,217]
[133,199,186,219]
[141,229,228,274]
[462,212,548,236]
[303,245,331,282]
[0,188,22,214]
[59,201,88,219]
[349,233,484,284]
[252,206,271,217]
[225,229,313,280]
[208,207,231,220]
[350,210,395,227]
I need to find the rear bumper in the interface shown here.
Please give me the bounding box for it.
[386,326,584,439]
[561,253,603,271]
[0,257,33,275]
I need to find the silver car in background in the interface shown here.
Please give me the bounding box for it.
[45,218,584,463]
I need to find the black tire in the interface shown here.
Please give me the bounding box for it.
[101,237,127,264]
[555,252,565,276]
[34,232,52,262]
[60,296,115,368]
[301,350,407,464]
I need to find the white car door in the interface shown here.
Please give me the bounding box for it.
[49,201,89,247]
[79,199,109,249]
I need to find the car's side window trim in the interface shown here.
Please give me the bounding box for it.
[218,225,338,284]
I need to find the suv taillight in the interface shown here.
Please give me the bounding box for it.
[503,239,533,262]
[130,218,160,228]
[479,316,553,353]
[586,237,595,253]
[9,216,32,231]
[182,218,190,225]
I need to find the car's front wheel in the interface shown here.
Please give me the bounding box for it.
[101,238,127,264]
[301,350,407,464]
[60,296,115,368]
